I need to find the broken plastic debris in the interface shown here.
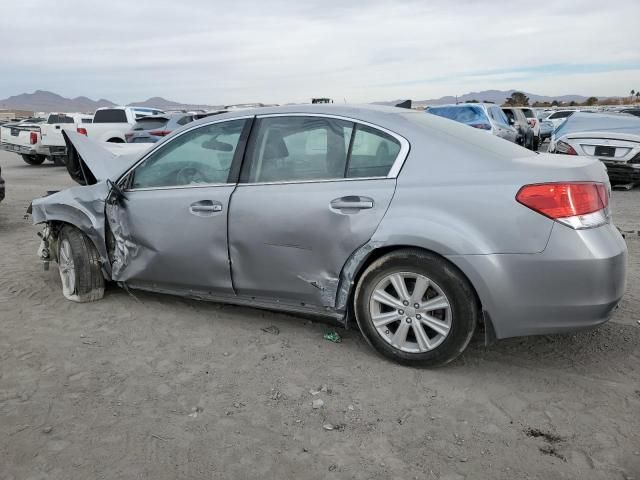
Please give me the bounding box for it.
[261,325,280,335]
[323,331,342,343]
[312,399,324,409]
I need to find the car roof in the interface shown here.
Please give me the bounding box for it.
[427,103,494,109]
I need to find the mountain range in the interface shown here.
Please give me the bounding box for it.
[378,89,614,107]
[0,90,219,113]
[0,89,617,113]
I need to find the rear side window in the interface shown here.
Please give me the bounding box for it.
[521,109,534,118]
[93,109,128,123]
[242,116,403,183]
[176,116,192,126]
[132,118,169,131]
[346,125,401,178]
[244,116,353,183]
[427,106,488,126]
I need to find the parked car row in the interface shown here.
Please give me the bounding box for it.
[0,106,229,166]
[425,104,540,150]
[0,112,91,165]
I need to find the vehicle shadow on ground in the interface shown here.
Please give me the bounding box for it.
[102,282,640,374]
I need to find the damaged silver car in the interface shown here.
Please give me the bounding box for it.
[31,105,627,366]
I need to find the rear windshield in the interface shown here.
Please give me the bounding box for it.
[549,111,574,120]
[81,118,93,124]
[131,117,169,131]
[93,109,128,123]
[47,114,74,124]
[426,106,488,125]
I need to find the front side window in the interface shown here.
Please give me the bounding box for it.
[244,116,353,183]
[131,119,246,189]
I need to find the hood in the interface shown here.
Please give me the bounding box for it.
[63,131,148,185]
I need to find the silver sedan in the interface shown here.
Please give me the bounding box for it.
[30,105,627,366]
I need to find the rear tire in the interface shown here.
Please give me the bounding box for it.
[533,136,540,151]
[52,156,66,166]
[21,154,46,165]
[354,249,478,367]
[57,226,105,303]
[107,138,124,143]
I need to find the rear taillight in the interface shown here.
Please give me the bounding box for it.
[528,118,537,127]
[77,127,88,136]
[555,140,577,155]
[470,123,491,130]
[30,131,38,144]
[149,130,171,136]
[516,182,609,229]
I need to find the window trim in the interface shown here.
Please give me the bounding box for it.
[238,113,410,185]
[119,115,254,192]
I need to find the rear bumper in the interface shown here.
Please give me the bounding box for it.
[602,161,640,184]
[448,222,627,339]
[0,142,36,156]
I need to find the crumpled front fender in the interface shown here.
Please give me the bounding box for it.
[31,182,111,277]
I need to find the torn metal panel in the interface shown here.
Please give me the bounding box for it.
[335,240,384,312]
[31,182,111,276]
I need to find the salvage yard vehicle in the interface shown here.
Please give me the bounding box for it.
[30,105,627,366]
[0,113,92,165]
[549,111,640,185]
[78,106,164,143]
[502,107,535,149]
[539,119,554,142]
[516,107,541,150]
[425,104,517,144]
[125,111,224,143]
[542,109,575,130]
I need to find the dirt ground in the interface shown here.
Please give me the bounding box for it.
[1,149,639,480]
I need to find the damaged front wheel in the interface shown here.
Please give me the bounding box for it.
[57,226,105,302]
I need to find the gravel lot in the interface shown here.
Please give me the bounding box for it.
[1,149,639,480]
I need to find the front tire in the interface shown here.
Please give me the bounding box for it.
[58,226,105,302]
[354,249,478,366]
[21,154,46,165]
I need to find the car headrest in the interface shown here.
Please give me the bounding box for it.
[263,129,289,160]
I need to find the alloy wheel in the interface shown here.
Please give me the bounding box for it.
[369,272,452,353]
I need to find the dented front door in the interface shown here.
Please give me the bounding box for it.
[107,119,249,294]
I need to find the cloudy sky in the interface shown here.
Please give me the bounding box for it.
[1,0,639,104]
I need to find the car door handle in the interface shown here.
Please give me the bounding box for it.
[330,196,374,210]
[189,200,223,216]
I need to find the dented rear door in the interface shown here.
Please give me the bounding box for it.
[227,114,406,310]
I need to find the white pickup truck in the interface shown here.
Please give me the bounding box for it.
[0,113,92,165]
[79,106,164,143]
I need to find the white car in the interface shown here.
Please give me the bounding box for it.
[549,111,640,185]
[0,113,91,165]
[79,106,164,143]
[542,110,576,130]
